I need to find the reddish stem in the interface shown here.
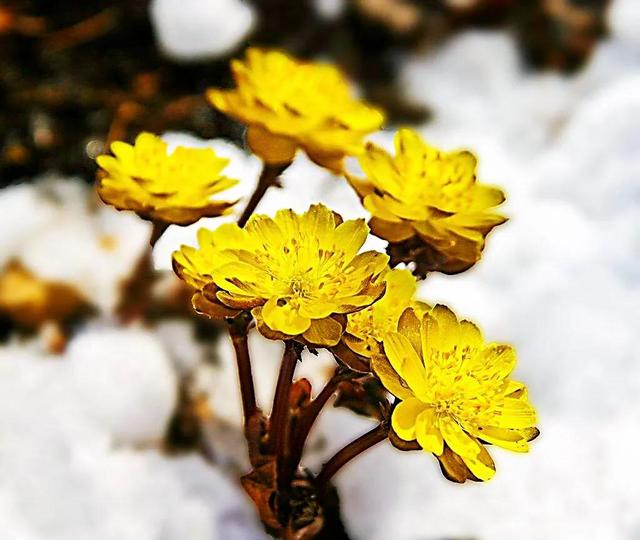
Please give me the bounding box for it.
[287,371,343,474]
[228,317,257,427]
[316,423,389,492]
[237,163,288,227]
[149,220,169,247]
[269,341,300,489]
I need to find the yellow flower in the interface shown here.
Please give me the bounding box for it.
[207,48,385,172]
[96,132,239,225]
[173,204,389,346]
[343,268,420,358]
[373,305,538,482]
[348,128,507,274]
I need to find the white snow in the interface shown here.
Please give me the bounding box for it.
[314,0,346,20]
[67,327,178,445]
[0,335,267,540]
[149,0,255,60]
[0,178,150,314]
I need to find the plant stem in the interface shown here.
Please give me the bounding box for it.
[287,371,343,474]
[228,316,257,427]
[150,220,169,247]
[237,163,288,227]
[316,423,389,491]
[269,341,299,489]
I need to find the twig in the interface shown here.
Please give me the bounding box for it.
[43,8,117,51]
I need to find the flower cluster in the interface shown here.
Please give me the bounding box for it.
[97,132,238,225]
[207,48,385,172]
[348,128,507,274]
[95,47,538,539]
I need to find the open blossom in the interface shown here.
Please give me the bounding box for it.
[207,48,385,172]
[343,268,422,358]
[348,128,507,274]
[173,204,389,346]
[96,132,238,225]
[373,305,538,482]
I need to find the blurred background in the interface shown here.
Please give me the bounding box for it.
[1,0,639,539]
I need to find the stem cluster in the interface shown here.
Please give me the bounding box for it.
[224,163,389,538]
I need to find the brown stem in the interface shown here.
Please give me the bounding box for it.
[228,314,257,427]
[149,220,169,247]
[237,163,289,227]
[316,423,389,492]
[269,341,300,490]
[287,371,344,475]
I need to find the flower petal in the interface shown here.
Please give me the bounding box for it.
[260,296,311,335]
[371,353,414,401]
[415,408,444,455]
[303,317,343,347]
[391,398,427,441]
[382,332,427,397]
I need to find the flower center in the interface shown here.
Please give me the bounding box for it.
[289,275,312,297]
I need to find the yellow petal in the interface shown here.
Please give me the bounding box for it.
[371,353,414,400]
[472,425,529,453]
[391,398,427,441]
[334,219,368,260]
[368,217,415,243]
[487,397,537,429]
[211,261,270,296]
[415,408,444,455]
[363,194,404,223]
[246,125,297,165]
[359,143,401,193]
[462,443,496,482]
[397,307,422,358]
[458,319,483,350]
[382,332,427,397]
[467,343,517,380]
[303,317,343,347]
[260,296,311,335]
[429,304,460,351]
[439,415,478,460]
[439,417,496,481]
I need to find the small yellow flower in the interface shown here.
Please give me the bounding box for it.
[173,204,389,346]
[96,133,239,225]
[207,48,385,172]
[348,128,507,274]
[343,268,421,358]
[373,305,538,482]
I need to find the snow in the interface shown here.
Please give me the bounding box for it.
[67,327,178,445]
[0,178,150,314]
[0,335,267,540]
[314,0,346,20]
[149,0,255,60]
